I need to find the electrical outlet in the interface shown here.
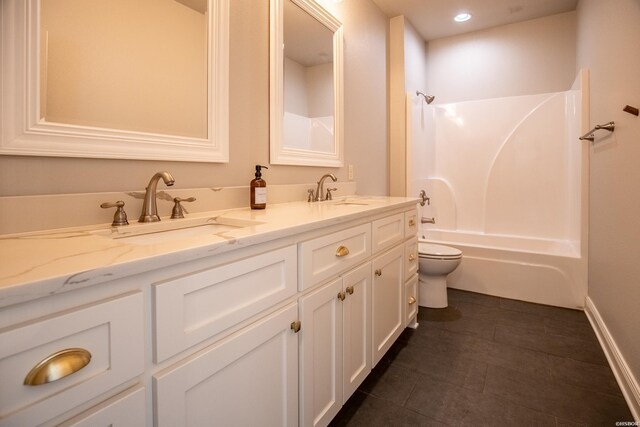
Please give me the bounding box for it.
[348,164,354,180]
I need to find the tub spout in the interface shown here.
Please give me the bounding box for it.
[421,217,436,224]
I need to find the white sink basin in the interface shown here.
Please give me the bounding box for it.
[93,217,262,245]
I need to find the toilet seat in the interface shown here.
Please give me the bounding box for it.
[418,242,462,260]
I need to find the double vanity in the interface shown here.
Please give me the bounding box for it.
[0,196,419,426]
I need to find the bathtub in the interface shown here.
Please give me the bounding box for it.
[421,229,587,309]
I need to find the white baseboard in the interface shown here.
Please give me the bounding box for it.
[585,296,640,421]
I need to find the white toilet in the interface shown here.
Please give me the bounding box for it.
[418,242,462,308]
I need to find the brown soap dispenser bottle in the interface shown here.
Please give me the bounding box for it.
[250,165,268,209]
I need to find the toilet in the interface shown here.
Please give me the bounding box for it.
[418,242,462,308]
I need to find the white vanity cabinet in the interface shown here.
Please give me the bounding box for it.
[154,303,299,427]
[299,263,371,427]
[0,292,145,427]
[0,198,419,426]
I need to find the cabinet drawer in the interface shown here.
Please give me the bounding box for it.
[405,274,419,326]
[154,245,298,362]
[299,223,371,291]
[0,292,144,427]
[404,237,418,278]
[58,385,146,427]
[372,213,404,254]
[405,208,418,238]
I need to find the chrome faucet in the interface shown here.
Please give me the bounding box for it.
[139,171,175,222]
[313,173,337,202]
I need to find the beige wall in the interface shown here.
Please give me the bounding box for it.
[427,11,577,103]
[577,0,640,400]
[0,0,389,197]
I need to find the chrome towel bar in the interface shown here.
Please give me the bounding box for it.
[579,121,615,141]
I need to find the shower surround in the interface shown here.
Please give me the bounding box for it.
[409,73,589,308]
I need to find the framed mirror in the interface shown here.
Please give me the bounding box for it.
[0,0,229,163]
[270,0,343,167]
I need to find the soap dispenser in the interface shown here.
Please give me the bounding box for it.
[251,165,269,209]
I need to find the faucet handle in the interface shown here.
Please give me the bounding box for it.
[171,197,196,219]
[326,188,337,201]
[101,201,129,226]
[307,189,315,203]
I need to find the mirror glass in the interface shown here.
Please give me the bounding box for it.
[0,0,229,163]
[40,0,208,138]
[270,0,343,167]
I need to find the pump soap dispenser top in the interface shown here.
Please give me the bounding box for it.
[251,165,269,210]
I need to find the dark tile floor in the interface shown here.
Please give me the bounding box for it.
[330,289,633,426]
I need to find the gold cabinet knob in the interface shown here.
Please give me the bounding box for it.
[345,286,354,295]
[374,269,382,277]
[24,348,92,386]
[408,219,416,227]
[408,253,415,261]
[335,246,350,257]
[337,292,346,301]
[291,320,301,333]
[408,296,417,305]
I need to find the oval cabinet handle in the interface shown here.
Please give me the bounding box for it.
[374,269,382,277]
[337,292,346,301]
[24,348,92,386]
[335,246,350,257]
[345,286,354,295]
[408,296,417,305]
[408,253,416,261]
[291,320,301,333]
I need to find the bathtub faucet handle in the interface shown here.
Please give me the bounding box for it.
[419,190,430,206]
[421,217,436,224]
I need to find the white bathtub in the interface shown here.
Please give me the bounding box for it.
[421,229,587,309]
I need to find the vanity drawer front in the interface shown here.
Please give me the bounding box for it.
[405,274,419,326]
[58,385,146,427]
[405,208,418,238]
[0,292,144,427]
[404,237,418,278]
[154,245,298,363]
[299,223,371,291]
[372,213,405,254]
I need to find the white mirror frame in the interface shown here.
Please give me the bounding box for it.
[0,0,229,163]
[269,0,343,167]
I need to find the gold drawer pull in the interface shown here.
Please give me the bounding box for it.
[345,286,354,295]
[408,219,416,227]
[291,320,302,333]
[335,246,350,257]
[337,292,346,301]
[408,254,416,261]
[408,296,417,305]
[24,348,92,386]
[374,269,382,277]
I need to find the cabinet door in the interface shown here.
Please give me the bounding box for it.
[154,303,299,427]
[299,278,343,427]
[341,263,371,403]
[57,386,146,427]
[371,245,404,367]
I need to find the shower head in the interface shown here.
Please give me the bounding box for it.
[416,91,435,104]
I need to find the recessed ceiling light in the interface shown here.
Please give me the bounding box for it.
[454,12,472,22]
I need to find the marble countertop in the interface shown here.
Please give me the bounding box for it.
[0,196,418,308]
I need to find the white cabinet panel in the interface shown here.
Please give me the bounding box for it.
[58,386,146,427]
[404,208,418,238]
[341,263,372,402]
[371,245,404,367]
[299,278,343,427]
[299,223,371,291]
[154,245,297,362]
[0,292,144,427]
[372,213,404,254]
[405,274,419,328]
[154,303,299,427]
[404,236,418,279]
